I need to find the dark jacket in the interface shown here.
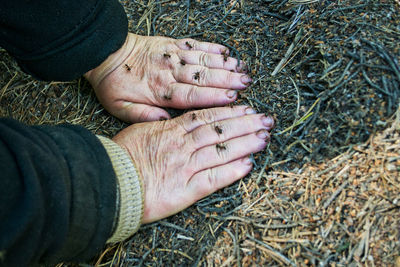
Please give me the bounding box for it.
[0,0,129,265]
[0,0,128,81]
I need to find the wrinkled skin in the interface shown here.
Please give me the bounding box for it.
[113,106,274,223]
[87,33,274,224]
[85,33,251,123]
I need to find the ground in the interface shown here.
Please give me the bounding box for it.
[0,0,399,266]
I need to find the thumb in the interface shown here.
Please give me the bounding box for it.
[113,101,171,123]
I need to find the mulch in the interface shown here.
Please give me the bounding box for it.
[0,0,399,266]
[207,106,400,266]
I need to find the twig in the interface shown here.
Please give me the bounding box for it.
[324,67,361,98]
[138,228,158,267]
[211,0,239,30]
[252,223,301,230]
[320,59,343,80]
[0,72,17,100]
[247,97,269,109]
[276,98,320,135]
[256,145,271,184]
[288,6,307,33]
[361,38,400,82]
[235,223,241,267]
[362,69,391,96]
[158,221,189,233]
[329,59,354,88]
[271,28,304,76]
[246,234,296,267]
[156,249,194,261]
[185,0,190,32]
[223,228,240,267]
[323,180,349,210]
[197,193,241,206]
[289,76,301,117]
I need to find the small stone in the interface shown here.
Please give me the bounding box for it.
[386,163,397,172]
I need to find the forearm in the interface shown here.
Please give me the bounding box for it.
[0,0,128,81]
[0,119,143,266]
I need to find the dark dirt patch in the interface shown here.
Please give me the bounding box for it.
[0,0,399,266]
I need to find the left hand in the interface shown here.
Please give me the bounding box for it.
[112,106,274,223]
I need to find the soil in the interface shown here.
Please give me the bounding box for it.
[0,0,399,266]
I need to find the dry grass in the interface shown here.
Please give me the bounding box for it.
[0,50,125,136]
[207,106,400,266]
[1,0,400,266]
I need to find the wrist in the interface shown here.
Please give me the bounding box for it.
[96,135,144,243]
[84,33,138,89]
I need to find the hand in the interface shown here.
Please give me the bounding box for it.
[112,106,274,223]
[85,33,251,123]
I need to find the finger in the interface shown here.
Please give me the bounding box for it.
[175,38,228,55]
[162,83,238,108]
[173,64,252,90]
[176,105,257,133]
[188,114,274,149]
[115,101,171,123]
[189,131,269,171]
[187,157,253,201]
[177,50,247,73]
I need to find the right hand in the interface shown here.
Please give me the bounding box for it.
[85,33,251,123]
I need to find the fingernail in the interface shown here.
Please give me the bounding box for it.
[245,107,256,114]
[226,90,237,98]
[262,115,274,127]
[242,157,252,165]
[256,129,269,139]
[241,75,252,84]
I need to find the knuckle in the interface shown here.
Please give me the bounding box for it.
[185,85,197,105]
[188,130,201,146]
[178,120,192,135]
[175,111,198,133]
[182,111,196,123]
[159,85,174,102]
[137,107,152,121]
[225,71,235,84]
[199,68,207,82]
[192,67,207,84]
[196,109,216,124]
[190,39,198,48]
[199,52,208,66]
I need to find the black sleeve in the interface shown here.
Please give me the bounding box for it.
[0,0,128,81]
[0,118,117,267]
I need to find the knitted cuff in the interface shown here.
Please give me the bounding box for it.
[96,136,144,243]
